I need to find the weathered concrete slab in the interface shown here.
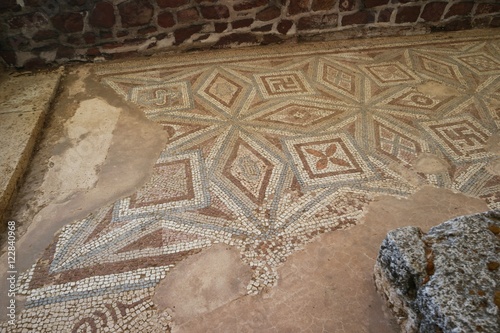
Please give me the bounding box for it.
[0,69,62,222]
[374,210,500,333]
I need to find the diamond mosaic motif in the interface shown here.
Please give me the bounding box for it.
[254,71,315,98]
[317,60,361,100]
[255,100,344,130]
[422,116,492,162]
[456,53,500,75]
[130,82,192,113]
[284,133,375,190]
[6,33,500,333]
[361,62,420,86]
[223,138,274,205]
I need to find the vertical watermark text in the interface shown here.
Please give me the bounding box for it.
[6,220,16,325]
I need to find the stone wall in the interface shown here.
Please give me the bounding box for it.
[1,0,499,68]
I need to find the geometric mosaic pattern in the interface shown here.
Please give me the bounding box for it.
[3,34,500,332]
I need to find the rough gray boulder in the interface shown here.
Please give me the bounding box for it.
[374,210,500,333]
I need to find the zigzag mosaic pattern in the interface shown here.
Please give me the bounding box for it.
[3,34,500,332]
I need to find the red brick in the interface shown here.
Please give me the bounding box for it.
[339,0,357,12]
[177,7,200,23]
[256,6,281,21]
[90,1,115,29]
[83,32,96,44]
[395,5,421,23]
[24,57,47,70]
[138,26,157,34]
[100,30,113,39]
[439,17,472,30]
[0,50,17,66]
[378,8,392,22]
[445,2,474,18]
[56,46,75,59]
[342,11,375,25]
[87,48,101,56]
[475,3,500,15]
[157,0,188,8]
[32,30,59,41]
[234,0,268,11]
[421,2,447,22]
[200,5,230,19]
[214,22,228,32]
[289,0,311,15]
[0,0,21,12]
[51,12,84,33]
[364,0,388,8]
[232,18,254,29]
[312,0,335,11]
[277,20,293,34]
[214,33,258,47]
[472,16,491,28]
[252,24,273,32]
[174,25,203,44]
[491,16,500,27]
[68,0,86,5]
[157,11,175,28]
[118,0,154,27]
[66,35,83,45]
[117,30,129,37]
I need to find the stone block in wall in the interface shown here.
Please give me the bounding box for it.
[32,30,59,41]
[89,1,115,29]
[213,33,258,47]
[157,11,176,28]
[298,14,338,30]
[174,24,204,44]
[476,3,500,15]
[8,12,49,29]
[338,0,357,12]
[378,8,393,22]
[421,2,447,22]
[51,12,85,33]
[214,22,228,32]
[200,5,230,19]
[256,6,281,21]
[232,18,254,29]
[0,0,21,12]
[277,19,293,34]
[342,11,375,26]
[118,0,154,27]
[177,7,200,23]
[445,1,475,18]
[252,24,273,31]
[312,0,336,11]
[157,0,189,8]
[289,0,311,15]
[234,0,268,11]
[395,5,421,23]
[364,0,388,8]
[68,0,86,6]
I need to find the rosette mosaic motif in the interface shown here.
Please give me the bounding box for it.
[3,34,500,332]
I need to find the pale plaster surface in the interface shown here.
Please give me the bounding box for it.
[162,187,488,333]
[0,70,61,222]
[0,30,498,331]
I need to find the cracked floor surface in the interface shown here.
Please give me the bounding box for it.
[1,29,499,332]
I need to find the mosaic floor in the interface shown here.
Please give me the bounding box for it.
[3,31,500,332]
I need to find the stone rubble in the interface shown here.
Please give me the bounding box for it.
[374,210,500,333]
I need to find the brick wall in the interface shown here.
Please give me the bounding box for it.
[1,0,499,68]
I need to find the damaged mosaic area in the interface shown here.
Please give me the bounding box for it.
[3,34,500,332]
